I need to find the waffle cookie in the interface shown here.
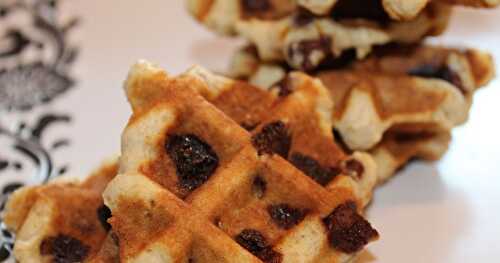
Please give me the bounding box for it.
[188,0,451,70]
[298,0,499,19]
[230,44,495,150]
[188,0,497,29]
[104,61,378,262]
[3,160,119,263]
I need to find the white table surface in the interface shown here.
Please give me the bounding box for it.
[2,1,500,262]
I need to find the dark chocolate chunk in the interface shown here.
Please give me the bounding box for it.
[166,134,219,191]
[289,153,341,186]
[40,234,90,263]
[331,0,390,24]
[97,205,112,231]
[242,0,272,14]
[315,48,356,71]
[252,121,291,158]
[268,204,307,229]
[287,37,332,71]
[272,74,294,97]
[408,64,466,94]
[252,176,267,199]
[394,131,435,143]
[235,229,282,263]
[236,229,268,253]
[323,202,378,253]
[342,159,364,179]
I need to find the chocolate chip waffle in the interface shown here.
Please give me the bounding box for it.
[188,0,451,70]
[230,44,495,151]
[298,0,499,19]
[3,159,118,263]
[188,0,497,32]
[104,61,378,262]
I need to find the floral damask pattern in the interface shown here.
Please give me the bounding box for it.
[0,0,80,260]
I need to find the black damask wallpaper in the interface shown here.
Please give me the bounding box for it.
[0,0,80,260]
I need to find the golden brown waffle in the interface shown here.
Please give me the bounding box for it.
[188,0,451,70]
[230,44,495,151]
[104,61,378,262]
[187,0,497,27]
[370,126,451,182]
[298,0,498,19]
[3,160,118,263]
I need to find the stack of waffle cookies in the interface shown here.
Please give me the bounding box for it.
[2,1,497,262]
[187,0,497,182]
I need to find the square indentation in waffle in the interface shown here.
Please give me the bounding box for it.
[104,61,378,262]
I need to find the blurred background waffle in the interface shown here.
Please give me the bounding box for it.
[0,1,499,262]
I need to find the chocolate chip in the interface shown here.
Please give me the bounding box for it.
[289,153,341,186]
[408,64,466,94]
[166,134,219,192]
[268,204,307,229]
[97,205,112,231]
[241,0,272,14]
[256,248,282,263]
[287,37,332,71]
[294,8,315,26]
[323,202,378,253]
[236,229,268,252]
[235,229,282,263]
[331,0,390,24]
[40,234,90,263]
[271,74,294,97]
[342,159,364,179]
[252,176,267,199]
[252,121,291,158]
[394,132,435,143]
[315,49,356,71]
[408,64,440,77]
